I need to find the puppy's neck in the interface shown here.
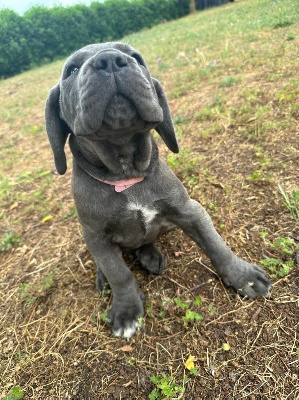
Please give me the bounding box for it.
[69,132,159,181]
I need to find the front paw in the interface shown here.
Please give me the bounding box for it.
[108,292,144,339]
[223,259,272,299]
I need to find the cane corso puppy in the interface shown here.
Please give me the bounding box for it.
[45,42,272,339]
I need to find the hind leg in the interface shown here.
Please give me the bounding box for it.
[135,243,167,275]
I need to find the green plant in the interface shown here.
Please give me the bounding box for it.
[208,304,217,316]
[219,76,236,87]
[247,169,273,182]
[62,205,78,220]
[167,149,200,188]
[0,176,13,199]
[4,386,24,400]
[173,114,190,125]
[0,230,21,252]
[149,373,186,399]
[174,296,203,326]
[194,105,213,121]
[193,296,202,307]
[174,297,189,310]
[183,309,203,326]
[20,271,56,304]
[271,237,299,256]
[278,184,299,220]
[146,298,172,319]
[99,312,111,324]
[260,235,298,278]
[260,258,293,278]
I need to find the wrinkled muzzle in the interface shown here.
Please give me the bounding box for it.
[60,50,163,136]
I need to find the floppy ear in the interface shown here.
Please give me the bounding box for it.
[45,83,70,175]
[152,78,179,153]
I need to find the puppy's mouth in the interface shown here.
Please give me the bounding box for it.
[102,94,140,131]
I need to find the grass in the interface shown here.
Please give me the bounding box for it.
[0,230,21,252]
[278,183,299,220]
[0,0,298,398]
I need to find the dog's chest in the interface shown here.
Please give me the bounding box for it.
[109,200,171,249]
[127,202,158,225]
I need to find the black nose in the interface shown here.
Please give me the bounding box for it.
[93,51,128,72]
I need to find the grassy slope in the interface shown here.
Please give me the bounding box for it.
[0,0,298,399]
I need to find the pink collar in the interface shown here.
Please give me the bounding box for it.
[99,176,145,192]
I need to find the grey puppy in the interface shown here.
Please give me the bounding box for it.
[45,42,272,339]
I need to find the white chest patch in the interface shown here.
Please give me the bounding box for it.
[128,202,158,225]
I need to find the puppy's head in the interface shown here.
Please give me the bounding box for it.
[45,42,179,174]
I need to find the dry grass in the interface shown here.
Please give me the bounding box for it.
[1,0,298,399]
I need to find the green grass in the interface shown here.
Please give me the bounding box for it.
[278,184,299,220]
[19,271,56,304]
[0,230,21,252]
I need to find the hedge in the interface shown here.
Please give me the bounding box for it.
[0,0,190,78]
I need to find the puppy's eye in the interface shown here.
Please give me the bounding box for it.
[131,53,144,66]
[66,65,80,77]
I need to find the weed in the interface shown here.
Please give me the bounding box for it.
[0,230,21,252]
[247,169,273,182]
[158,309,166,318]
[219,76,237,87]
[62,205,78,220]
[174,297,189,310]
[4,386,24,400]
[208,304,217,316]
[20,271,56,304]
[175,296,203,326]
[173,114,190,125]
[22,124,44,136]
[260,258,294,278]
[0,176,13,199]
[146,296,203,327]
[278,184,299,220]
[149,373,186,399]
[273,20,294,29]
[146,302,154,318]
[194,105,213,121]
[193,296,202,307]
[255,146,272,167]
[169,86,188,99]
[260,235,298,278]
[17,169,51,184]
[99,312,111,324]
[167,149,199,182]
[271,237,299,256]
[157,61,171,72]
[182,309,203,326]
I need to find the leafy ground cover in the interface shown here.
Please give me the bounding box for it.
[0,0,298,398]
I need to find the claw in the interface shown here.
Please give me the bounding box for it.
[113,320,141,340]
